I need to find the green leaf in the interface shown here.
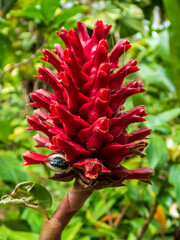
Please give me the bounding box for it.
[2,219,31,232]
[118,3,144,35]
[0,224,39,240]
[0,120,13,142]
[172,125,180,144]
[147,136,168,169]
[138,63,175,92]
[158,108,180,122]
[21,208,43,233]
[169,165,180,209]
[158,30,170,64]
[80,227,117,238]
[0,152,29,182]
[0,17,10,29]
[163,0,180,102]
[154,238,172,240]
[0,33,12,68]
[8,231,39,240]
[146,108,180,129]
[63,19,77,30]
[127,233,136,240]
[86,210,117,238]
[40,0,60,21]
[153,125,171,136]
[92,195,116,220]
[52,6,88,27]
[62,221,83,240]
[0,224,7,240]
[84,4,120,31]
[10,7,44,20]
[0,182,52,219]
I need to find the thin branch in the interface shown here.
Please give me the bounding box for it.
[136,203,157,240]
[136,175,167,240]
[0,39,48,77]
[113,203,130,227]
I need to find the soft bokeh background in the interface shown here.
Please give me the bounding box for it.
[0,0,180,239]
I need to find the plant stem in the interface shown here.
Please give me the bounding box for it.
[37,207,49,221]
[136,203,157,240]
[39,181,93,240]
[113,203,130,227]
[136,174,167,240]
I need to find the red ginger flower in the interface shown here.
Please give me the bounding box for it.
[23,20,153,189]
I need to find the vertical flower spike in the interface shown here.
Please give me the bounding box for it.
[23,21,152,188]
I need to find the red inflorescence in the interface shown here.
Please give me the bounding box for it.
[23,21,153,188]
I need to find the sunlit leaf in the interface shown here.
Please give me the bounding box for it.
[169,165,180,209]
[10,7,44,20]
[158,108,180,122]
[0,224,39,240]
[52,6,88,27]
[147,136,168,169]
[62,221,83,240]
[118,3,144,36]
[0,33,12,68]
[159,30,170,64]
[152,125,171,136]
[127,233,136,240]
[163,0,180,102]
[139,63,175,92]
[0,152,29,182]
[0,120,13,142]
[40,0,60,21]
[21,208,44,233]
[86,210,111,230]
[0,17,10,29]
[146,108,180,129]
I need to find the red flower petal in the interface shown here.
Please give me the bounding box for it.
[77,21,90,45]
[110,105,147,137]
[51,135,91,163]
[33,134,52,148]
[115,127,152,144]
[35,68,65,102]
[59,71,89,111]
[110,80,145,112]
[53,43,64,58]
[79,88,112,123]
[22,151,47,165]
[109,39,131,70]
[125,167,153,180]
[50,103,89,136]
[99,141,147,167]
[40,48,64,72]
[109,59,139,91]
[73,158,110,179]
[78,117,113,152]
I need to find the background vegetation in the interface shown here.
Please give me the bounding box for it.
[0,0,180,239]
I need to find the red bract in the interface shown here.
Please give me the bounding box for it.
[23,21,153,188]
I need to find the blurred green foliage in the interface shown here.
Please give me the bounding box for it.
[0,0,180,239]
